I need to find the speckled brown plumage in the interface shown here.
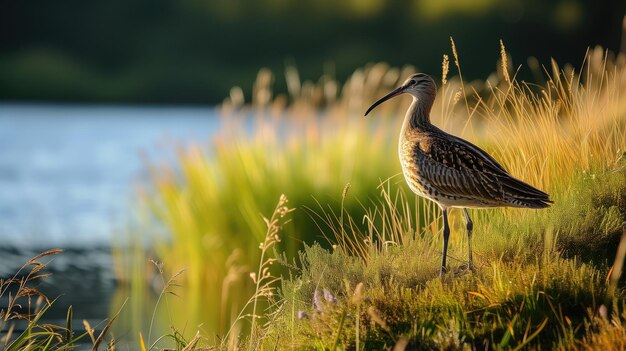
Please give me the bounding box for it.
[365,72,552,276]
[400,125,551,209]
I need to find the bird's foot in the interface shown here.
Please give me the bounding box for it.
[439,266,448,278]
[468,262,476,273]
[453,262,477,277]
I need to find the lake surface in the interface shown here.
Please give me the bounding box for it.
[0,103,221,336]
[0,103,221,248]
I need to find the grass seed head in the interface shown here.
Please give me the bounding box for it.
[442,55,450,85]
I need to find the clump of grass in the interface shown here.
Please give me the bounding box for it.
[1,249,119,351]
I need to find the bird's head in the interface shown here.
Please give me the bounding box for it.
[365,73,437,116]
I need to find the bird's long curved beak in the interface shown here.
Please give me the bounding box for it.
[364,85,406,116]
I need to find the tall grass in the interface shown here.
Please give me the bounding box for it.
[260,43,626,349]
[123,41,626,345]
[134,63,418,335]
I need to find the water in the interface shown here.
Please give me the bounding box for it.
[0,103,220,247]
[0,103,221,336]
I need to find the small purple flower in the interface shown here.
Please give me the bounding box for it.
[297,311,308,320]
[323,289,336,303]
[313,289,323,311]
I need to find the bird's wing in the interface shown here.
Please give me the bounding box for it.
[416,134,550,202]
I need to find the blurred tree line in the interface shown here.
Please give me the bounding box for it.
[1,0,624,104]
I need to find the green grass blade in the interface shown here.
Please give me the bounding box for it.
[5,298,56,351]
[66,305,73,343]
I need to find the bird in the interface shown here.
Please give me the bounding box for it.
[364,73,552,277]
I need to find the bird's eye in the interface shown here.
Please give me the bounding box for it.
[409,80,416,85]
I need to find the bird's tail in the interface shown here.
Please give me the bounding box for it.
[511,197,553,208]
[501,175,553,208]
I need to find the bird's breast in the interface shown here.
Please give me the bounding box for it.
[398,137,434,199]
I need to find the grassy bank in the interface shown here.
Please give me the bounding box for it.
[253,44,626,349]
[263,166,626,349]
[119,42,626,348]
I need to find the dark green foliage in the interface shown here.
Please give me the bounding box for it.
[551,167,626,262]
[2,1,625,103]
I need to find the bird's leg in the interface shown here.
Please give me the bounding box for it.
[440,208,450,277]
[463,208,475,272]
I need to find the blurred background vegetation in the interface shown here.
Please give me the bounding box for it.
[2,0,625,104]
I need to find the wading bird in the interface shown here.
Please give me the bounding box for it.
[365,73,552,277]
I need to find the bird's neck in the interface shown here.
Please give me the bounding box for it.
[403,96,433,132]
